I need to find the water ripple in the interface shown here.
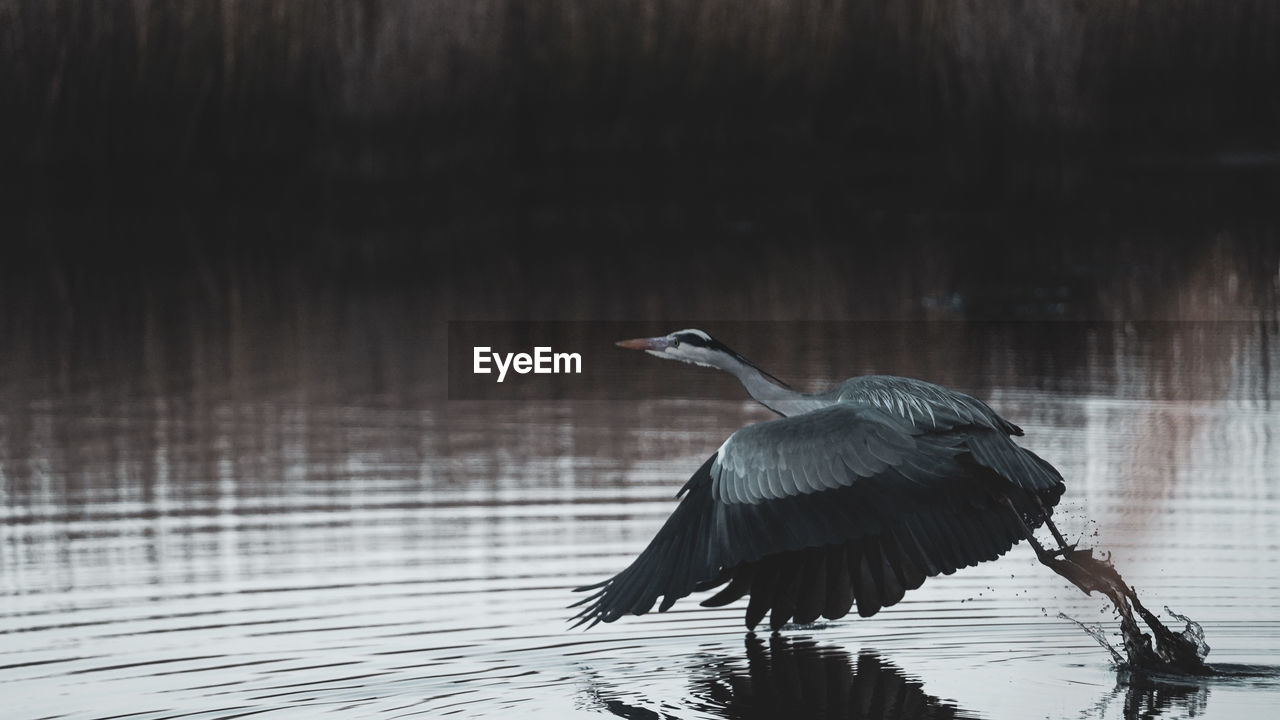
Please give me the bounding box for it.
[4,322,1280,718]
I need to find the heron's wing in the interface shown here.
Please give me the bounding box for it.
[571,404,1059,629]
[831,375,1063,497]
[706,404,1033,569]
[718,399,1062,505]
[569,454,721,628]
[835,375,1025,436]
[709,404,959,508]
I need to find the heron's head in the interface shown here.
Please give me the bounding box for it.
[615,328,727,367]
[615,329,786,386]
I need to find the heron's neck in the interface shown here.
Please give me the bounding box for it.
[722,358,812,417]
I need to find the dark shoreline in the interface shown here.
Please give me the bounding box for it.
[4,1,1278,205]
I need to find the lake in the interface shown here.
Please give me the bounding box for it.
[3,308,1278,719]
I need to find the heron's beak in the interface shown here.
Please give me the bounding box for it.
[616,336,671,351]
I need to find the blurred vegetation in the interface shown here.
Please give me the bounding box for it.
[2,0,1278,374]
[1,0,1277,203]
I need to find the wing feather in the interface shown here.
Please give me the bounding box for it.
[825,545,854,620]
[795,550,826,624]
[836,375,1023,436]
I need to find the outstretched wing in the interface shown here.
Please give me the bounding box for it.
[570,455,722,628]
[832,374,1062,497]
[835,375,1025,436]
[571,404,1064,629]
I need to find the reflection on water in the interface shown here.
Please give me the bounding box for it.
[685,635,964,720]
[2,313,1280,718]
[592,635,966,719]
[1108,671,1210,720]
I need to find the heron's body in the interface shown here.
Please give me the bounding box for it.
[571,330,1065,631]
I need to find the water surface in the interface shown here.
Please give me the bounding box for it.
[3,319,1279,719]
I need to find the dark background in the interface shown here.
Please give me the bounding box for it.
[5,1,1278,199]
[3,0,1278,382]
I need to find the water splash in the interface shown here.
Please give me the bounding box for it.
[1046,546,1212,675]
[1163,607,1211,661]
[1057,612,1126,667]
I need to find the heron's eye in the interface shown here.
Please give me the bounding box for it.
[672,339,681,348]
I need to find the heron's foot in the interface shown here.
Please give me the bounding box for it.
[1031,540,1083,565]
[1046,542,1080,559]
[1040,555,1109,596]
[1035,545,1132,604]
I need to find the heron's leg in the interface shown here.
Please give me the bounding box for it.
[1033,496,1071,550]
[1001,496,1071,559]
[1042,515,1070,550]
[1000,496,1058,563]
[1003,496,1141,627]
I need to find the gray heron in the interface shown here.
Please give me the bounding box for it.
[571,328,1074,632]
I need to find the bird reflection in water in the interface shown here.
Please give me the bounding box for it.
[693,635,964,720]
[594,635,1233,720]
[597,634,965,720]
